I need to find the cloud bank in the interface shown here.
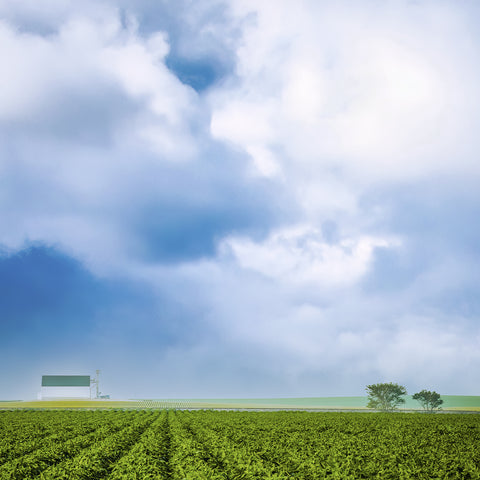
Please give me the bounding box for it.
[1,0,480,399]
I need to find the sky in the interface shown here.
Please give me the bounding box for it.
[1,0,480,400]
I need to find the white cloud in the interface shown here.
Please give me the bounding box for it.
[222,225,398,288]
[0,12,197,152]
[211,0,480,184]
[210,99,280,175]
[0,9,201,272]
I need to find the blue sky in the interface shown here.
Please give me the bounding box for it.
[1,0,480,399]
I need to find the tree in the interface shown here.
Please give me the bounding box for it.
[366,382,407,411]
[412,390,443,413]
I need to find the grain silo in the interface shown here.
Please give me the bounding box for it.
[40,375,91,400]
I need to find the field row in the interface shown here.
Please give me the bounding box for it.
[0,410,479,479]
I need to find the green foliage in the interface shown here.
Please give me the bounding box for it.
[413,390,444,412]
[0,409,479,478]
[366,382,407,411]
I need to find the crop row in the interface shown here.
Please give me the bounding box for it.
[0,410,479,479]
[0,410,129,467]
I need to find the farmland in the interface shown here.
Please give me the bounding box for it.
[1,395,480,411]
[0,410,479,479]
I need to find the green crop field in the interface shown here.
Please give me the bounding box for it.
[0,410,479,479]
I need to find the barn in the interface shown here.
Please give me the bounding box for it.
[40,375,91,400]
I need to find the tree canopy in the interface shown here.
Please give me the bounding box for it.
[412,390,443,412]
[366,382,407,411]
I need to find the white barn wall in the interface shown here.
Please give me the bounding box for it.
[40,386,91,399]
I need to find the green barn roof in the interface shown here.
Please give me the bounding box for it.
[41,375,91,387]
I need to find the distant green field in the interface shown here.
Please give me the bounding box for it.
[138,396,480,411]
[1,395,479,411]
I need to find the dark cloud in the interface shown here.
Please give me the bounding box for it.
[0,245,103,340]
[130,157,290,263]
[0,244,205,360]
[166,56,226,91]
[115,0,236,92]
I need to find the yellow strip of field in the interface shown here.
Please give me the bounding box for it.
[447,406,480,412]
[0,400,138,409]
